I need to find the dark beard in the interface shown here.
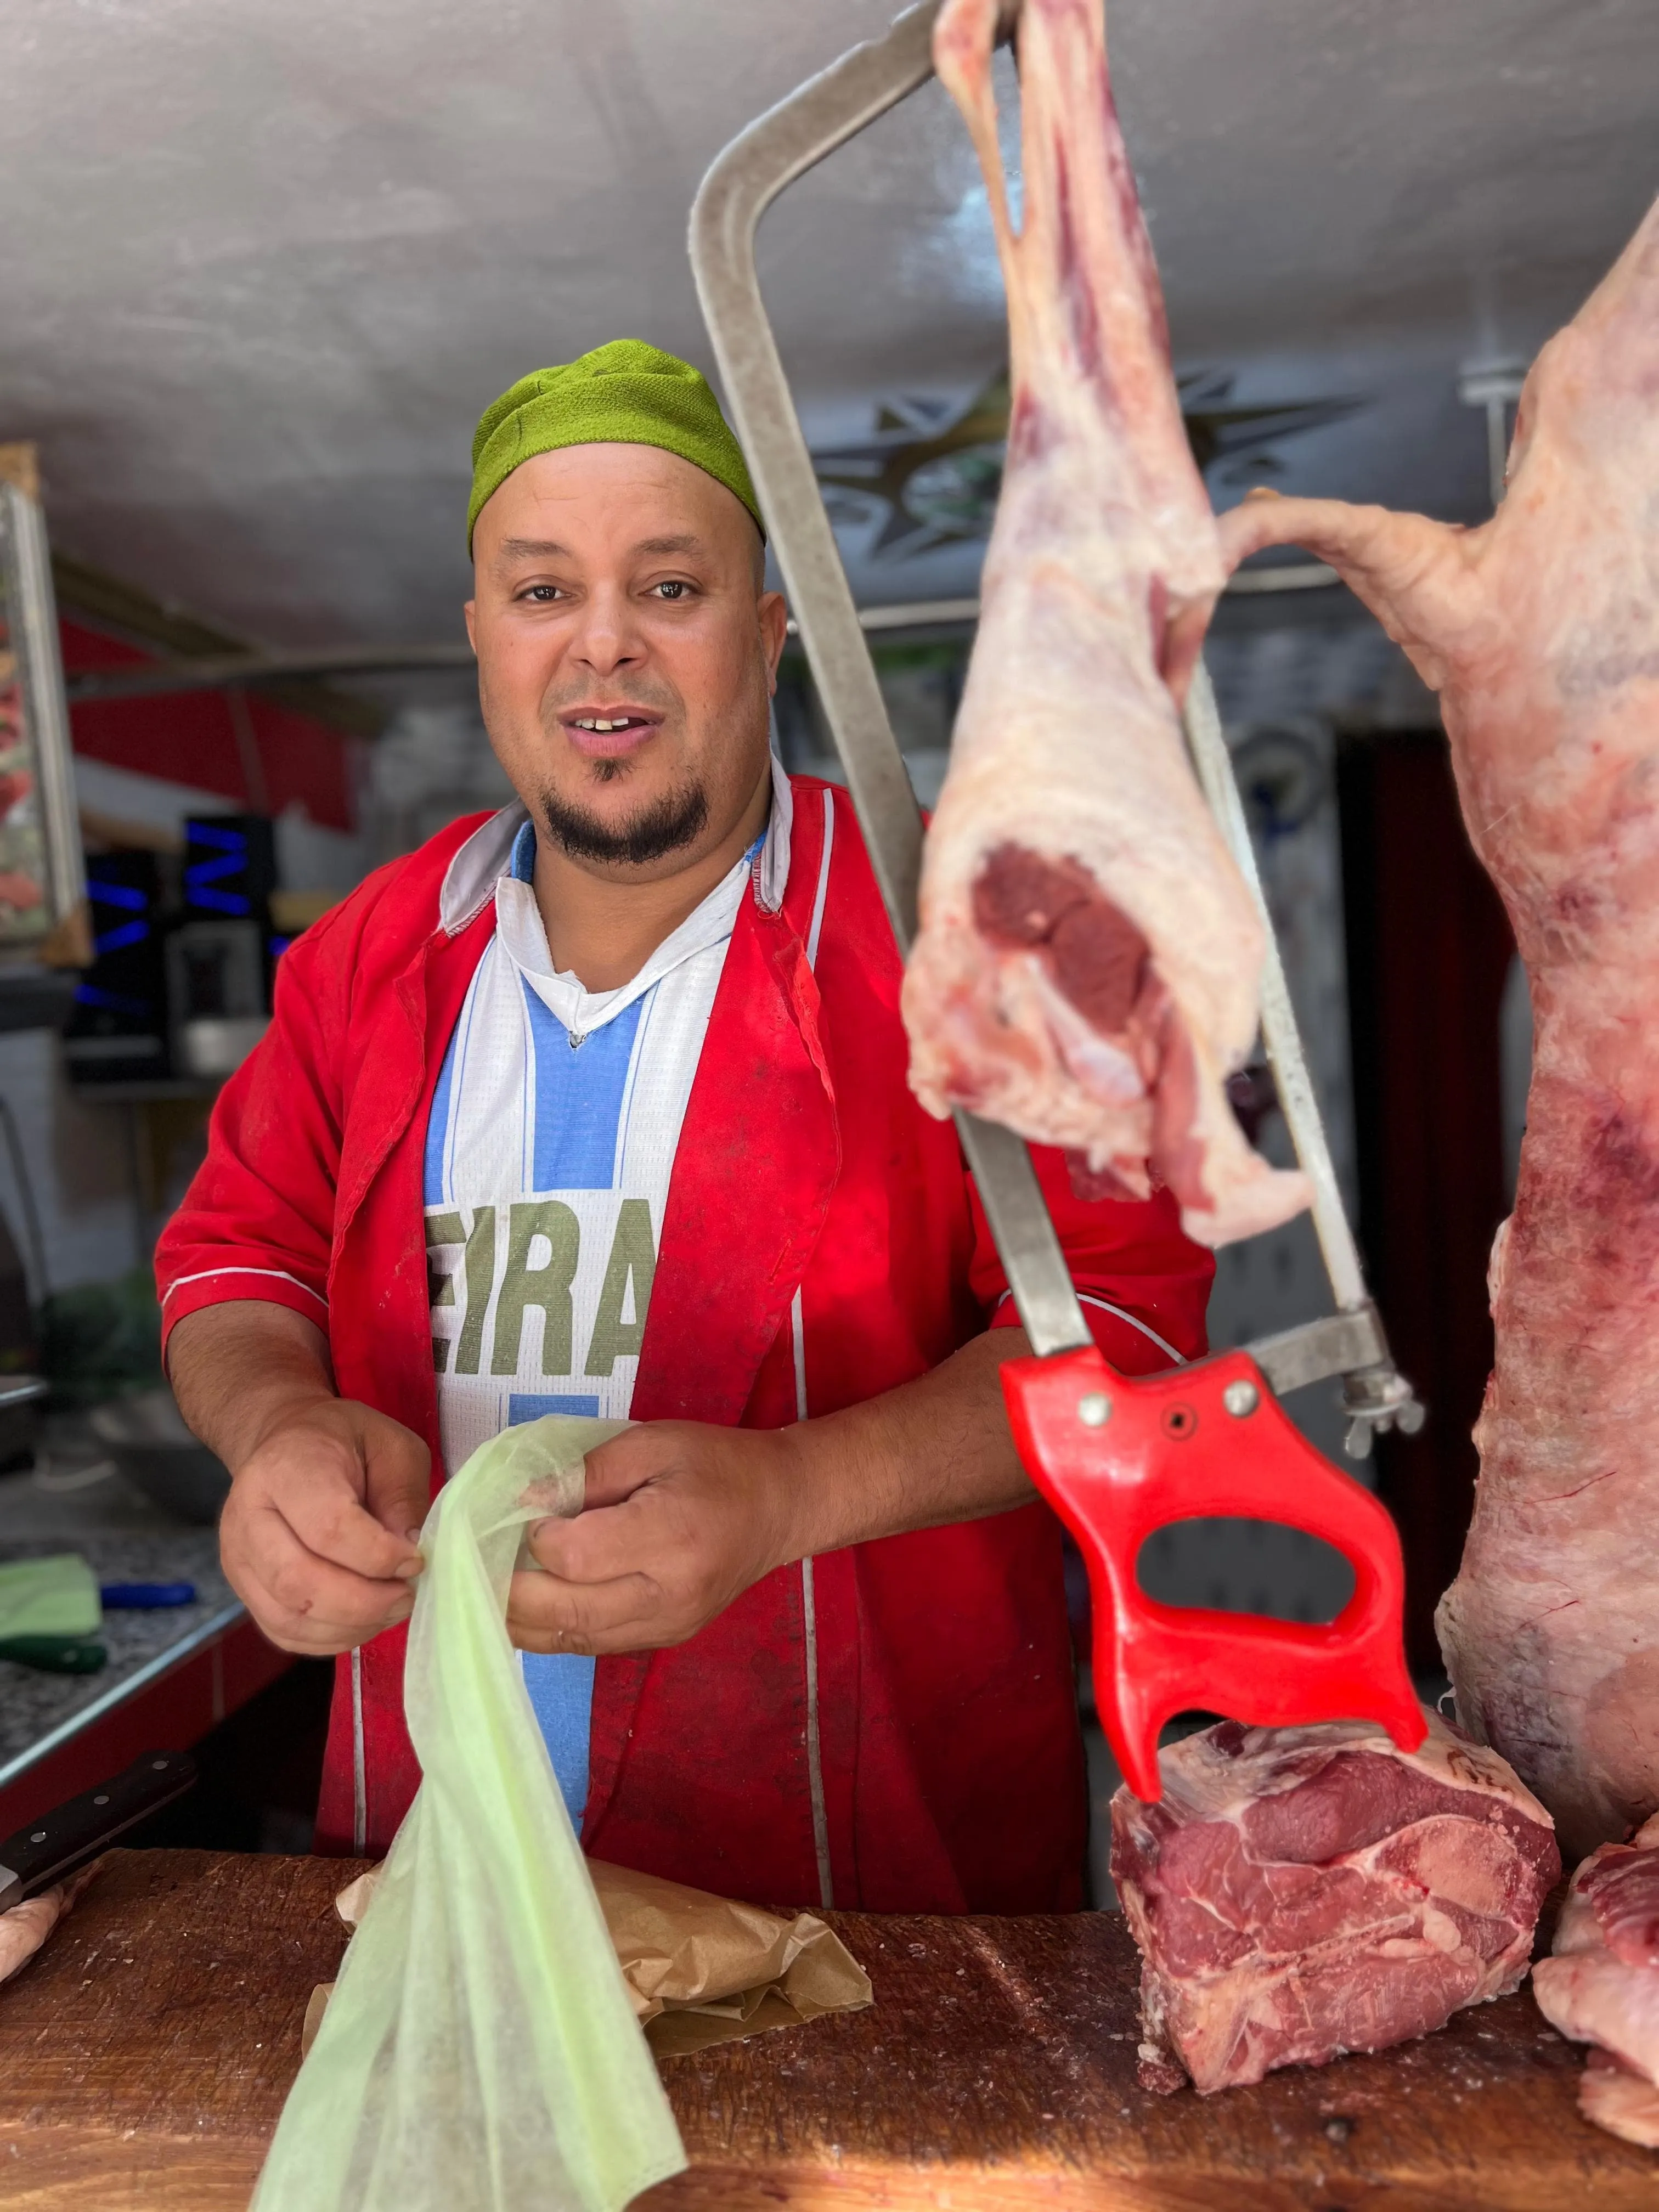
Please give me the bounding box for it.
[537,779,710,868]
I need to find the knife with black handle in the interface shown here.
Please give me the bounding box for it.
[0,1750,196,1915]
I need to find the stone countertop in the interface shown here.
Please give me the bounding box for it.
[0,1424,240,1784]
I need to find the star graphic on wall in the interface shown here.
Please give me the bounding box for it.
[811,371,1360,562]
[812,379,1013,559]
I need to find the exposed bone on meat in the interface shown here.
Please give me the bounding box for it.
[1217,198,1659,1857]
[1533,1813,1659,2146]
[1111,1711,1559,2094]
[904,0,1310,1248]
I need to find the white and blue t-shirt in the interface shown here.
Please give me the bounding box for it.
[424,772,789,1826]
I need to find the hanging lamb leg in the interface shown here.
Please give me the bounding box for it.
[903,0,1311,1248]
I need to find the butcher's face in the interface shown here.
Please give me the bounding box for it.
[466,443,785,880]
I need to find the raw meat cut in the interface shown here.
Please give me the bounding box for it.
[1217,197,1659,1858]
[0,1890,69,1987]
[1111,1711,1558,2094]
[904,0,1310,1248]
[0,1862,101,1988]
[1578,2056,1659,2150]
[1534,1812,1659,2146]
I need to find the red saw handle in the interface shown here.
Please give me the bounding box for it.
[1001,1344,1424,1803]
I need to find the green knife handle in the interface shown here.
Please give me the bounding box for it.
[0,1635,109,1674]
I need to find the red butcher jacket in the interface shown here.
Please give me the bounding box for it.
[156,776,1212,1912]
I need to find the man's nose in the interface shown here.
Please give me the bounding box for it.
[566,585,646,676]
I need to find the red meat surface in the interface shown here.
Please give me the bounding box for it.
[1111,1712,1558,2094]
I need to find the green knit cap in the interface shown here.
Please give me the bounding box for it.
[468,339,763,551]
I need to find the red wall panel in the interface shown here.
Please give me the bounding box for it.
[60,618,359,833]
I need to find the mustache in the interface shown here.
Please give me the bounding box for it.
[543,676,682,723]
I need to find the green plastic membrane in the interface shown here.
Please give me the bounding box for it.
[252,1414,686,2212]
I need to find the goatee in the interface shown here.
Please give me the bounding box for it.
[538,780,710,868]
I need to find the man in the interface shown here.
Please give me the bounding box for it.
[159,340,1211,1911]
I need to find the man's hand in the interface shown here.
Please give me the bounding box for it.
[510,1329,1041,1656]
[219,1397,431,1654]
[168,1302,431,1656]
[510,1423,798,1656]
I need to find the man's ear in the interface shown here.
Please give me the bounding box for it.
[758,590,789,691]
[463,599,478,652]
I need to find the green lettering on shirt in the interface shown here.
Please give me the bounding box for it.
[426,1212,464,1306]
[493,1200,580,1375]
[426,1214,465,1375]
[585,1199,656,1378]
[454,1205,496,1375]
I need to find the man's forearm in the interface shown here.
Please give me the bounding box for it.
[167,1301,338,1472]
[772,1328,1037,1561]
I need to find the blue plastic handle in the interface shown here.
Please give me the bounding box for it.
[99,1582,197,1610]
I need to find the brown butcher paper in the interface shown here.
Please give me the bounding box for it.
[306,1857,870,2060]
[590,1857,871,2057]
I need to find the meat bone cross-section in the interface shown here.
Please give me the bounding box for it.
[1219,196,1659,1858]
[1533,1813,1659,2148]
[1111,1712,1559,2095]
[904,0,1311,1248]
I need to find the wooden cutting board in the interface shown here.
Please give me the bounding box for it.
[0,1848,1650,2210]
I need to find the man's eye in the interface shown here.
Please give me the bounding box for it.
[653,580,690,601]
[522,584,563,603]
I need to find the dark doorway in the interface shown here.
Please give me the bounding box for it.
[1339,732,1516,1672]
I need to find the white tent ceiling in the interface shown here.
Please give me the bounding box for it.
[1,0,1654,654]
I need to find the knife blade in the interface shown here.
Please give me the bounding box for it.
[0,1750,197,1915]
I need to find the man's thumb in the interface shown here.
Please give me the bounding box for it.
[362,1422,433,1549]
